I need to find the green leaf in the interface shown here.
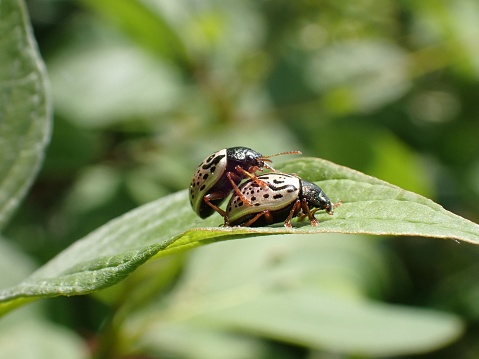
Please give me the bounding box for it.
[135,322,267,359]
[0,239,88,358]
[308,40,411,112]
[1,158,478,316]
[81,0,190,67]
[0,319,88,359]
[49,42,183,128]
[196,289,462,356]
[0,238,36,290]
[126,235,462,357]
[0,0,51,229]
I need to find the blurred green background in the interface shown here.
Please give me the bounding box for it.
[2,0,479,358]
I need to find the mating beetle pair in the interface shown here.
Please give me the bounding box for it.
[189,146,338,227]
[224,173,337,228]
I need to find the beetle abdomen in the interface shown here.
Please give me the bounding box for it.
[189,149,228,217]
[226,173,300,225]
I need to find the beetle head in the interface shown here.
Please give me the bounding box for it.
[226,147,302,172]
[227,147,265,170]
[300,180,334,214]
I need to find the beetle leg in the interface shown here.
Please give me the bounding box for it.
[297,201,315,222]
[234,166,269,189]
[297,212,307,222]
[247,165,262,173]
[300,198,319,226]
[237,210,273,227]
[203,193,227,217]
[226,171,255,205]
[284,200,302,228]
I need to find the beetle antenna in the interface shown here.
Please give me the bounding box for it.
[261,150,302,160]
[259,151,301,172]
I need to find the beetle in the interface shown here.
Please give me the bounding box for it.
[189,147,300,219]
[224,173,339,228]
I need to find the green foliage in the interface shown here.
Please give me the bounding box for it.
[123,235,462,357]
[1,155,477,356]
[2,157,478,316]
[2,0,479,358]
[0,0,50,229]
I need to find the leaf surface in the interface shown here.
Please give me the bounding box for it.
[0,0,51,229]
[127,235,462,356]
[1,158,478,316]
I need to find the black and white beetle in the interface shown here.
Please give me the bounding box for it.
[224,173,339,228]
[189,147,301,219]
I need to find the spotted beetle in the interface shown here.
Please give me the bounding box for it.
[189,147,300,219]
[224,173,339,228]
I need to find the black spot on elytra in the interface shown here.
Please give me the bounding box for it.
[202,154,225,169]
[251,196,256,201]
[200,185,206,191]
[273,194,283,199]
[263,194,269,198]
[203,173,209,180]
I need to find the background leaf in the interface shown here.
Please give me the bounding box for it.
[81,0,190,67]
[124,234,463,357]
[0,320,88,359]
[135,234,462,356]
[1,157,478,317]
[0,238,88,359]
[0,0,51,229]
